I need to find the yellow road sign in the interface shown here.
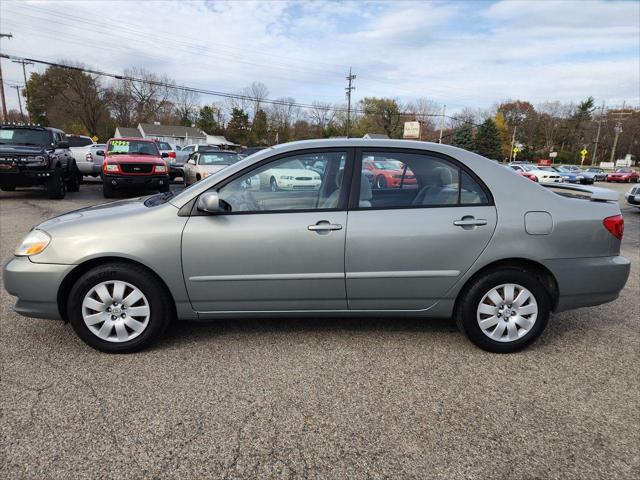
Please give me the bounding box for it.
[580,148,587,157]
[513,147,519,154]
[91,135,99,143]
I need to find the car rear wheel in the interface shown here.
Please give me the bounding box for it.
[159,182,170,193]
[270,177,279,192]
[66,162,81,192]
[68,263,172,353]
[455,268,550,353]
[46,168,66,199]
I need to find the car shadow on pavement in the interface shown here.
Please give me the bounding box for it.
[156,316,460,349]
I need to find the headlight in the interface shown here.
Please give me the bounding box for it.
[154,165,168,173]
[25,155,48,165]
[15,229,51,256]
[104,164,119,172]
[280,175,294,180]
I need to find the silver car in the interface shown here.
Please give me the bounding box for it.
[3,139,630,353]
[66,134,97,176]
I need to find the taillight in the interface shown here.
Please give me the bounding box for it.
[168,151,176,158]
[603,215,624,240]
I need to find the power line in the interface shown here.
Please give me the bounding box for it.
[0,52,482,136]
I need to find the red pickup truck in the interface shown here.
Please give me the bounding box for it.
[101,138,170,198]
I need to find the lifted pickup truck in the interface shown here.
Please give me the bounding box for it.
[0,124,81,199]
[101,138,170,198]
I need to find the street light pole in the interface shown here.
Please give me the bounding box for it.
[13,85,24,121]
[592,101,605,165]
[0,32,13,121]
[438,105,446,143]
[12,59,33,122]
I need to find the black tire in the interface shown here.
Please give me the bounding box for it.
[0,185,16,191]
[46,168,66,199]
[270,177,279,192]
[159,182,170,193]
[455,267,551,353]
[103,179,116,198]
[67,263,172,353]
[66,162,81,192]
[376,175,386,189]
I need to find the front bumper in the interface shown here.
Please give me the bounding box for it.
[3,256,74,320]
[103,174,170,189]
[0,169,56,186]
[544,255,631,312]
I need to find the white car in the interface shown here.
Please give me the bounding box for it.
[183,151,242,186]
[258,159,322,191]
[509,164,562,183]
[626,185,640,208]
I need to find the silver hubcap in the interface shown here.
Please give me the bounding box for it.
[476,283,538,343]
[82,280,150,343]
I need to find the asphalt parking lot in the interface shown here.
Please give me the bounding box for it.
[1,180,638,479]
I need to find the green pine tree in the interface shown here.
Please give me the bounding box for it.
[451,124,475,151]
[249,109,269,146]
[474,118,502,160]
[225,108,250,145]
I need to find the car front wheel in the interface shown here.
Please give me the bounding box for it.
[455,268,550,353]
[68,263,172,353]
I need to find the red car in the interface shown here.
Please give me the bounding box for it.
[101,138,170,198]
[363,159,417,189]
[606,168,639,183]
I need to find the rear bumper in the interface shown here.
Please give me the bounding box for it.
[77,161,102,175]
[544,255,631,312]
[3,256,74,320]
[103,174,170,189]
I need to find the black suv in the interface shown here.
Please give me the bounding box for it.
[0,124,81,199]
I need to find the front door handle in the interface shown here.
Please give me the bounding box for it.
[308,221,343,232]
[453,217,487,227]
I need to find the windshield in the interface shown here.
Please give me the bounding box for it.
[66,136,93,147]
[616,168,631,173]
[199,152,241,165]
[0,128,53,146]
[587,168,601,172]
[107,139,159,156]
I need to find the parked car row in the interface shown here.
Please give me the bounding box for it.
[507,162,638,185]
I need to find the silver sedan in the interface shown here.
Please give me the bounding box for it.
[3,139,630,353]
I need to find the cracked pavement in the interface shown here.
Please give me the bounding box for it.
[1,181,639,479]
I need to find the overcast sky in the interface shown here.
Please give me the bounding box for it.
[1,0,638,114]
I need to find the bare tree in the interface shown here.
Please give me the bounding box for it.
[173,87,200,125]
[309,101,336,133]
[243,81,269,119]
[122,67,175,123]
[405,97,440,131]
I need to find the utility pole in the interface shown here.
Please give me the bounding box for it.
[592,101,605,165]
[13,85,24,121]
[12,59,33,122]
[509,125,517,162]
[345,68,356,138]
[609,101,632,164]
[438,105,446,143]
[0,33,13,122]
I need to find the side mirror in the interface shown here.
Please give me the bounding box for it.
[197,192,220,213]
[161,152,169,158]
[57,141,70,149]
[187,159,196,165]
[96,150,105,156]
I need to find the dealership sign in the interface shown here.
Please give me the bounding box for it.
[403,121,421,139]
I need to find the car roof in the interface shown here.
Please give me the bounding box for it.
[108,137,156,142]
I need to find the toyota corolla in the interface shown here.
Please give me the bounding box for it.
[3,139,630,353]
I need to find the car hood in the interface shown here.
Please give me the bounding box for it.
[268,168,320,177]
[0,145,47,155]
[197,164,230,174]
[37,196,158,232]
[105,154,164,164]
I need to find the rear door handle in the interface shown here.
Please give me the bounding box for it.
[453,217,487,227]
[308,221,342,232]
